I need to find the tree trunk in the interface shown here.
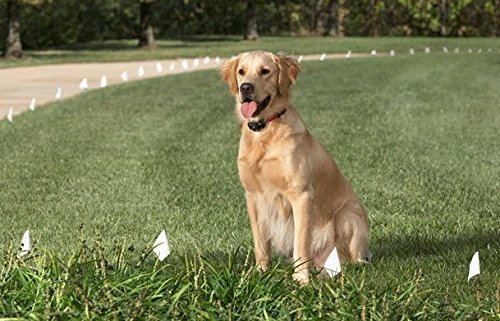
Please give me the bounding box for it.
[138,1,156,48]
[369,0,379,36]
[4,0,22,58]
[323,0,338,36]
[491,0,499,36]
[313,0,324,34]
[244,0,259,40]
[273,0,282,34]
[337,0,346,37]
[439,0,447,36]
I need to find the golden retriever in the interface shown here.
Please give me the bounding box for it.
[221,51,370,284]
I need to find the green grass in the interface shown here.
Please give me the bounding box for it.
[1,36,499,69]
[1,53,499,319]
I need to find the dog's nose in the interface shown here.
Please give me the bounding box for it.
[240,83,254,96]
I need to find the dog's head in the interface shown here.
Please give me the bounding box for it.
[221,51,300,121]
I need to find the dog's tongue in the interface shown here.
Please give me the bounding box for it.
[241,101,257,118]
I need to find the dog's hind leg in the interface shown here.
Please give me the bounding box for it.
[333,202,370,263]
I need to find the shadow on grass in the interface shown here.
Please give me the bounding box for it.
[374,232,499,259]
[57,40,137,51]
[177,35,243,42]
[49,36,242,52]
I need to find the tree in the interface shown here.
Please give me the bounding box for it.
[323,0,338,36]
[312,0,325,33]
[368,0,383,36]
[439,0,448,36]
[4,0,23,58]
[336,0,347,36]
[138,0,156,48]
[490,0,499,36]
[244,0,259,40]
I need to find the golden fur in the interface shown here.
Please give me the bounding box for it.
[221,51,370,284]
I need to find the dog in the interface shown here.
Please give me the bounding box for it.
[221,51,370,284]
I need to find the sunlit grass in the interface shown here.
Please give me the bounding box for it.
[1,36,498,68]
[1,52,499,319]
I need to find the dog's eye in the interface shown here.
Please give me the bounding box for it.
[238,69,245,76]
[261,68,270,76]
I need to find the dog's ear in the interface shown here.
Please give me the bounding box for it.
[276,53,301,97]
[221,56,240,95]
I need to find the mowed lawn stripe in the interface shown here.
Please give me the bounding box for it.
[0,71,247,255]
[1,36,498,68]
[297,56,499,300]
[0,54,498,310]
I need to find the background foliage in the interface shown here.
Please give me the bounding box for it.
[0,0,498,50]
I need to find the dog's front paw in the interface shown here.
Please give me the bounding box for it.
[256,262,269,272]
[292,270,310,285]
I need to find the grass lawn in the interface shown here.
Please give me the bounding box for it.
[1,52,499,319]
[0,36,499,69]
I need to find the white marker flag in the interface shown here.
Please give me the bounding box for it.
[443,46,448,53]
[370,50,377,56]
[192,58,199,67]
[29,97,36,111]
[137,66,145,77]
[298,55,303,63]
[155,62,163,73]
[55,87,63,100]
[121,71,128,82]
[477,48,482,54]
[100,75,107,88]
[6,106,13,123]
[346,50,352,58]
[468,251,480,281]
[18,230,31,258]
[389,50,395,57]
[215,56,221,64]
[79,78,89,91]
[203,56,210,64]
[324,247,341,277]
[454,48,459,53]
[488,48,492,52]
[409,48,415,55]
[468,48,472,54]
[169,63,176,71]
[320,53,326,61]
[153,229,171,261]
[181,59,188,70]
[425,47,430,54]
